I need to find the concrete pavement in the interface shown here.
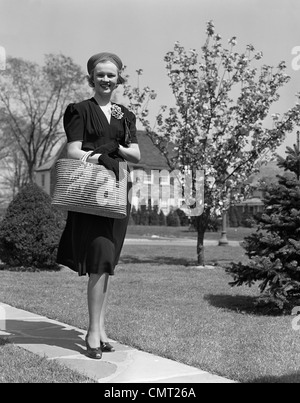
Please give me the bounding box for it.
[0,302,236,383]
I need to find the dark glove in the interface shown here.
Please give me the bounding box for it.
[98,154,124,181]
[91,140,119,156]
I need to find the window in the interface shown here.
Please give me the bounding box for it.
[170,177,175,199]
[143,170,152,184]
[41,174,45,187]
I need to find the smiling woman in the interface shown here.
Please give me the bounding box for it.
[56,51,141,360]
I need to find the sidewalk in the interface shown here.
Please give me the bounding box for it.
[0,302,236,383]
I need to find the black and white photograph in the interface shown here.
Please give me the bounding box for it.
[0,0,300,386]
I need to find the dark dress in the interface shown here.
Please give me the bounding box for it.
[57,97,138,276]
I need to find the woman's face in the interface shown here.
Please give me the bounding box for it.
[93,61,119,97]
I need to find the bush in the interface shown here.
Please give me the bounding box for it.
[149,205,160,226]
[175,208,189,226]
[190,214,221,232]
[138,204,150,225]
[159,210,166,226]
[130,206,138,225]
[241,204,255,227]
[166,209,181,227]
[0,183,66,270]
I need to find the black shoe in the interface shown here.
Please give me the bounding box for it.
[85,336,102,359]
[100,341,115,352]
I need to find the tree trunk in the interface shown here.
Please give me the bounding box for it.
[197,227,205,265]
[195,214,207,266]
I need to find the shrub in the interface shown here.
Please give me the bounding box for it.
[129,206,138,225]
[241,204,255,227]
[175,208,189,226]
[0,183,66,270]
[190,214,221,232]
[166,209,181,227]
[149,205,160,226]
[159,210,166,226]
[138,204,150,225]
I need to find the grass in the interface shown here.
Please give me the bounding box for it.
[0,338,94,383]
[1,226,300,383]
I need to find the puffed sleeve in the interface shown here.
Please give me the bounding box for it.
[63,103,85,142]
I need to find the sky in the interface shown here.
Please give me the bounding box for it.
[1,0,300,155]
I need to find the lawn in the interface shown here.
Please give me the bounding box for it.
[0,338,94,383]
[1,232,300,383]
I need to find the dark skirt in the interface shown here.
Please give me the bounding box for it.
[57,188,131,277]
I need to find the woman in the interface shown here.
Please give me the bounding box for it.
[57,52,140,359]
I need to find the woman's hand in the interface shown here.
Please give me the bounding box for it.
[67,141,101,164]
[92,140,119,155]
[67,140,141,165]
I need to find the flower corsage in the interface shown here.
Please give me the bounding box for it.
[111,104,124,119]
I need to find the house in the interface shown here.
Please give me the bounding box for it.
[35,131,185,214]
[35,134,284,222]
[227,161,284,227]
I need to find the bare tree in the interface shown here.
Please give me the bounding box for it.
[0,54,90,188]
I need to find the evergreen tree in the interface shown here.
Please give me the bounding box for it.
[159,210,167,226]
[166,208,181,227]
[149,205,160,226]
[130,205,138,225]
[176,208,189,226]
[227,144,300,309]
[138,203,149,225]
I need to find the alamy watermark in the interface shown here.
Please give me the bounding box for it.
[0,46,6,70]
[128,168,205,217]
[291,46,300,71]
[95,166,205,216]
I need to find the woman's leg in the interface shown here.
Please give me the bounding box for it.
[87,272,109,348]
[99,275,111,342]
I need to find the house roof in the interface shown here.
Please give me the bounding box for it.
[238,197,264,205]
[132,131,169,170]
[35,131,170,172]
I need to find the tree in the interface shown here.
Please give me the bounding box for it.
[166,208,181,227]
[149,204,160,225]
[226,144,300,309]
[138,203,150,225]
[176,208,189,226]
[0,150,29,201]
[130,205,138,225]
[123,21,300,265]
[159,210,167,226]
[0,54,89,194]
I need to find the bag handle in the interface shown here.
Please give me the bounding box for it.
[80,151,94,163]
